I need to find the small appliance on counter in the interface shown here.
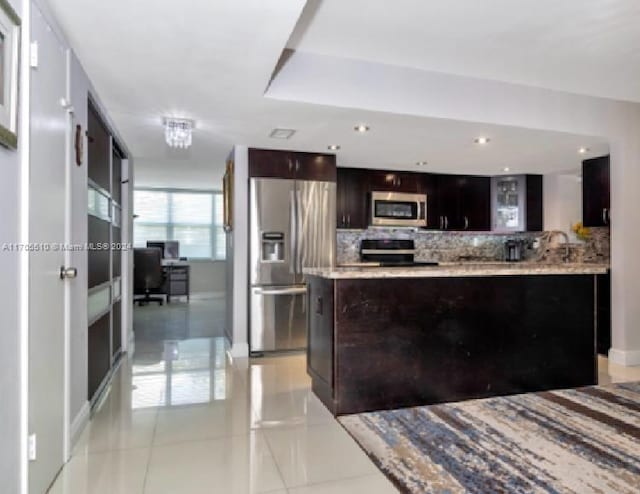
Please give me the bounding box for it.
[359,239,438,267]
[504,239,524,262]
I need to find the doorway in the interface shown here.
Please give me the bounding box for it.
[28,4,72,493]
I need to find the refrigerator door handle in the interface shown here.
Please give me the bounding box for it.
[296,188,304,275]
[289,189,297,274]
[253,287,307,296]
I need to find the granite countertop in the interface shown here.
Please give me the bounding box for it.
[304,262,609,279]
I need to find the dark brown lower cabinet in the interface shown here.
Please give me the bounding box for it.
[597,273,611,355]
[88,313,111,399]
[308,274,598,415]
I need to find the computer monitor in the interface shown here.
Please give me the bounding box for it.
[164,241,180,259]
[146,241,180,259]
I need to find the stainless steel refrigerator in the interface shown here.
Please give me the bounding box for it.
[249,177,336,354]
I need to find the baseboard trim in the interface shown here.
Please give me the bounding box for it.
[70,401,90,447]
[228,341,249,358]
[609,348,640,367]
[191,291,225,300]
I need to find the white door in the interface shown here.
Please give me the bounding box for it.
[28,5,71,493]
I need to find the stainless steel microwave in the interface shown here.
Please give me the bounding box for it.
[370,191,427,227]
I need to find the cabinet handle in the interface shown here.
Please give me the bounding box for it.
[464,216,469,230]
[288,160,293,172]
[439,216,443,229]
[341,213,346,227]
[296,160,300,172]
[603,208,609,225]
[398,177,402,187]
[347,214,351,227]
[444,216,449,229]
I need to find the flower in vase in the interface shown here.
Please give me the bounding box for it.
[572,221,591,241]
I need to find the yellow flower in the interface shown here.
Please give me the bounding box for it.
[572,222,590,240]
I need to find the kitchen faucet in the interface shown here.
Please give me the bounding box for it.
[547,230,570,263]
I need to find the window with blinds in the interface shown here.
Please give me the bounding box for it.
[134,189,225,260]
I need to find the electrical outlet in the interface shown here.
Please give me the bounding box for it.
[28,434,36,461]
[30,42,39,68]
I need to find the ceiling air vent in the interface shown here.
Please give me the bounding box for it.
[269,128,296,139]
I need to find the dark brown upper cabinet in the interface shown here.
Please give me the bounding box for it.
[525,174,544,232]
[248,148,336,182]
[337,168,369,229]
[582,155,610,227]
[421,173,439,229]
[436,175,491,231]
[367,170,424,193]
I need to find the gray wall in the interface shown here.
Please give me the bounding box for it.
[188,260,226,295]
[0,1,23,492]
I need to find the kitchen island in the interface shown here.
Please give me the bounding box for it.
[304,263,609,415]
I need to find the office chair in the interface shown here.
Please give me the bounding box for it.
[134,247,165,306]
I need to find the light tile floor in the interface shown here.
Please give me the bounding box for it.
[50,325,640,493]
[50,337,396,493]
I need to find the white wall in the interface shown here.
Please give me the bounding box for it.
[226,145,249,357]
[269,51,640,365]
[0,0,24,490]
[67,51,90,433]
[543,172,583,241]
[188,260,226,295]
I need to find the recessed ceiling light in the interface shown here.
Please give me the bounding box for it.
[474,136,491,145]
[328,144,341,151]
[269,128,296,139]
[578,147,590,154]
[354,124,370,133]
[503,167,511,172]
[416,161,428,166]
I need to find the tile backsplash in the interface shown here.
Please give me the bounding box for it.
[337,227,610,265]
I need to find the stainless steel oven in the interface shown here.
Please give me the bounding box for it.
[370,191,427,227]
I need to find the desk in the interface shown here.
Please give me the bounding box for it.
[162,263,190,302]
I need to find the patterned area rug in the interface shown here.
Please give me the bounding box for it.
[339,382,640,493]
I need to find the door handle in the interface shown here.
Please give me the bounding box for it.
[290,190,296,273]
[59,266,77,280]
[254,287,307,296]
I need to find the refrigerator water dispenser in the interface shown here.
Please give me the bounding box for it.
[261,232,285,262]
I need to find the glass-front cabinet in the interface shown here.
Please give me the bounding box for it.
[491,175,526,232]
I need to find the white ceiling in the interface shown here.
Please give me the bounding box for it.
[288,0,640,103]
[48,0,620,188]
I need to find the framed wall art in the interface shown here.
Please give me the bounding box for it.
[223,159,234,232]
[0,0,20,150]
